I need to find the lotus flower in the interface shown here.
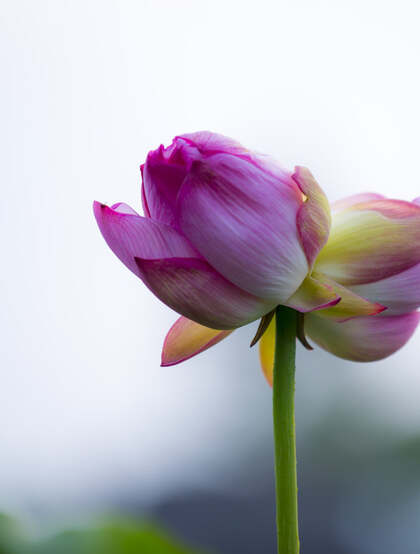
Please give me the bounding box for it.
[93,132,420,383]
[94,132,333,327]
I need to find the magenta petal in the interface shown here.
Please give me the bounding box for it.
[93,201,197,277]
[111,202,140,215]
[161,316,233,366]
[141,142,192,227]
[177,131,247,157]
[178,132,293,182]
[177,154,308,302]
[140,165,151,217]
[141,132,245,228]
[141,131,293,230]
[414,197,420,206]
[134,256,276,330]
[306,311,420,362]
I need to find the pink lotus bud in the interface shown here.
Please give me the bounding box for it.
[94,132,331,330]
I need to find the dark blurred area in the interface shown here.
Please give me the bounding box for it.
[149,407,420,554]
[3,404,420,554]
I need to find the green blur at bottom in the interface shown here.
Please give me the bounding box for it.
[0,515,205,554]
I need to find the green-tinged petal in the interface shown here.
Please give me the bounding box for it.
[161,316,233,366]
[258,308,420,374]
[293,166,331,268]
[310,271,386,321]
[285,274,340,312]
[306,311,420,362]
[315,199,420,285]
[259,316,275,386]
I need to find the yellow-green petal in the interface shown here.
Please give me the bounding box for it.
[161,316,233,366]
[285,274,340,312]
[259,316,275,386]
[315,199,420,285]
[310,271,385,321]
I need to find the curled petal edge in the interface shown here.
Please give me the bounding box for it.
[293,166,331,269]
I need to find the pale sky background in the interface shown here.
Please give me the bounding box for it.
[1,0,420,530]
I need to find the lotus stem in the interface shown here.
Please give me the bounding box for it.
[273,305,299,553]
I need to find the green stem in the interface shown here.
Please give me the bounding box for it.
[273,306,299,554]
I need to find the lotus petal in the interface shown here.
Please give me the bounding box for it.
[306,311,420,362]
[177,153,308,302]
[315,199,420,285]
[293,166,331,268]
[135,256,276,330]
[161,316,233,366]
[93,201,197,277]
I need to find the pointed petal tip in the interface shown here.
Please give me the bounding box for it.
[325,295,343,308]
[337,302,388,323]
[93,201,111,226]
[161,316,233,367]
[160,318,194,366]
[160,353,202,367]
[298,335,314,350]
[250,310,276,347]
[324,295,342,309]
[287,292,342,312]
[160,358,183,367]
[309,272,389,322]
[93,200,106,212]
[296,313,315,350]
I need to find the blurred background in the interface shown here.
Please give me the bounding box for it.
[2,1,420,552]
